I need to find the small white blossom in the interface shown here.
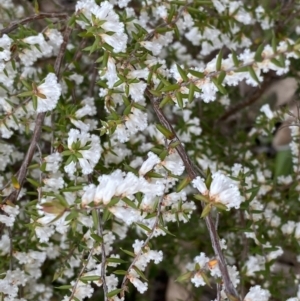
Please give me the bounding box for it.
[192,171,243,210]
[35,73,62,113]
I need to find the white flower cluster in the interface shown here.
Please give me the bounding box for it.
[19,30,63,67]
[0,204,19,227]
[186,252,240,292]
[76,0,127,53]
[64,128,102,175]
[192,171,243,210]
[128,240,163,293]
[34,73,62,113]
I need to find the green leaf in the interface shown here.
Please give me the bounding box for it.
[176,64,188,81]
[216,49,223,71]
[120,248,135,257]
[11,175,20,189]
[247,66,260,86]
[175,91,183,109]
[231,49,239,67]
[65,210,78,221]
[107,289,123,298]
[201,204,212,218]
[113,270,127,275]
[254,44,264,62]
[132,266,148,282]
[107,197,120,207]
[214,202,228,211]
[188,83,195,103]
[80,275,100,282]
[176,177,191,192]
[92,209,99,228]
[107,257,127,264]
[169,140,180,148]
[91,233,103,243]
[122,197,137,209]
[217,70,226,85]
[123,164,138,175]
[272,34,277,53]
[274,149,292,177]
[156,124,175,140]
[17,91,33,97]
[194,194,210,203]
[145,171,164,178]
[205,168,212,188]
[136,222,152,233]
[211,78,227,94]
[188,69,204,78]
[149,89,161,97]
[201,271,211,287]
[158,225,175,236]
[270,58,283,68]
[55,285,72,290]
[159,95,172,108]
[160,84,180,92]
[176,271,192,283]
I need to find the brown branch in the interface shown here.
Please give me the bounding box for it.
[120,170,168,298]
[68,248,95,301]
[0,12,68,36]
[0,26,72,235]
[216,74,274,123]
[97,209,109,301]
[148,91,240,300]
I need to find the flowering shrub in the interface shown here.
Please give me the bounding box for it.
[1,0,300,300]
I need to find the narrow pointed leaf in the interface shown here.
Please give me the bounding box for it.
[201,204,212,218]
[216,49,223,71]
[176,64,188,81]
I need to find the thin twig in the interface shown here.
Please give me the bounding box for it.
[148,92,240,300]
[36,143,43,203]
[97,209,109,301]
[0,12,68,36]
[0,26,72,236]
[8,228,13,270]
[88,58,99,97]
[123,3,188,67]
[68,248,94,301]
[216,74,275,123]
[120,173,167,298]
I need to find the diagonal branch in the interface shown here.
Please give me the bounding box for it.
[216,74,275,123]
[0,12,68,36]
[148,91,240,300]
[97,209,109,301]
[0,26,72,235]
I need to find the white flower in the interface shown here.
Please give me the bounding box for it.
[64,129,102,175]
[161,151,185,176]
[44,152,62,173]
[191,272,206,287]
[139,152,161,176]
[128,269,148,293]
[19,33,52,66]
[0,34,12,63]
[244,285,270,301]
[260,104,274,119]
[0,204,19,227]
[100,57,118,88]
[35,73,62,113]
[76,0,127,53]
[192,171,242,210]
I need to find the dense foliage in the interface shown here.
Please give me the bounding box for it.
[1,0,300,301]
